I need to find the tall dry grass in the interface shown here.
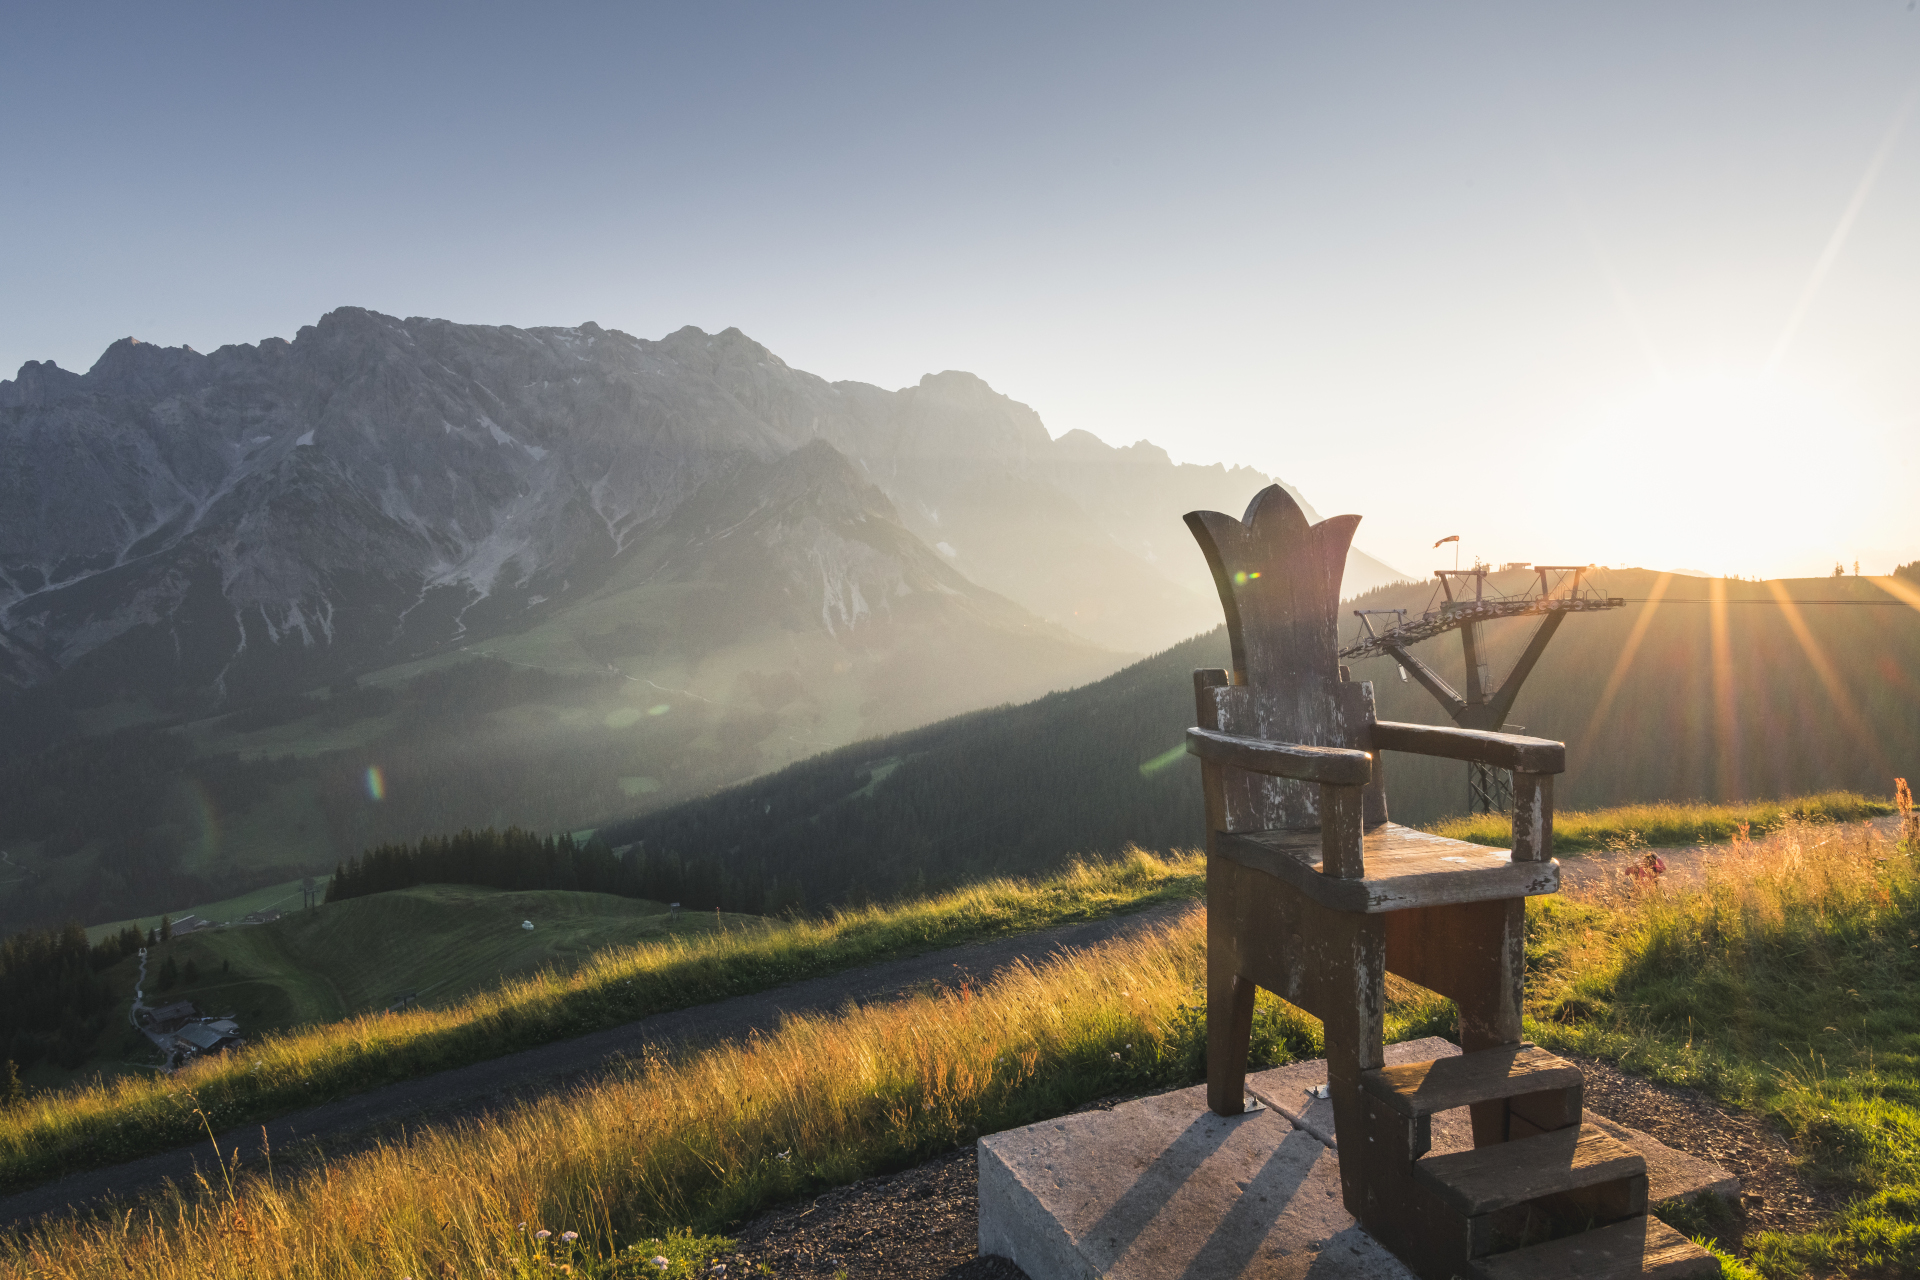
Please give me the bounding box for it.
[1527,817,1920,1277]
[0,849,1204,1193]
[0,910,1220,1279]
[0,890,1457,1280]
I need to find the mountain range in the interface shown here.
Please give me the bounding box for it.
[0,309,1403,709]
[0,308,1406,929]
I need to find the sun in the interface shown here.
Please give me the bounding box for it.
[1534,371,1899,579]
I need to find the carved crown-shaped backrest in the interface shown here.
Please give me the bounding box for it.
[1186,485,1383,832]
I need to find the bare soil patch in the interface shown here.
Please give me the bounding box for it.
[1566,1050,1842,1244]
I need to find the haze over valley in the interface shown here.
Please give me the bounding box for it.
[0,308,1407,930]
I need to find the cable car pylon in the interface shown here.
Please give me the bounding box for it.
[1340,563,1624,813]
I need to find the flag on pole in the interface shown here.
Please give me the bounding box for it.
[1433,535,1460,548]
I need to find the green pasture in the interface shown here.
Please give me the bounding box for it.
[0,851,1205,1193]
[84,878,311,943]
[153,885,756,1027]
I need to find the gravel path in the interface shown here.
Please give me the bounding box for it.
[0,902,1197,1228]
[1556,813,1901,894]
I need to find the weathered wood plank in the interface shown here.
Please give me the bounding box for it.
[1466,1215,1721,1280]
[1187,487,1370,832]
[1320,782,1366,879]
[1512,770,1555,862]
[1346,677,1392,827]
[1362,1044,1581,1118]
[1217,823,1560,913]
[1206,853,1369,1026]
[1372,720,1567,774]
[1186,726,1372,786]
[1193,668,1231,844]
[1415,1123,1645,1215]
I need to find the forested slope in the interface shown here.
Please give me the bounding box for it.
[602,570,1919,914]
[600,631,1228,913]
[1350,568,1920,819]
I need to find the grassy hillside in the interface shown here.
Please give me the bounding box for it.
[6,815,1911,1279]
[129,886,743,1023]
[0,901,1450,1280]
[46,886,755,1089]
[1348,569,1920,823]
[599,630,1228,912]
[602,572,1917,912]
[1430,792,1892,853]
[0,852,1202,1192]
[1529,817,1920,1277]
[83,877,311,943]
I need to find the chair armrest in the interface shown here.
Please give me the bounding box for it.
[1371,721,1566,775]
[1185,727,1373,787]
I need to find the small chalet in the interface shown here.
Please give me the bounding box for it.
[173,1019,243,1056]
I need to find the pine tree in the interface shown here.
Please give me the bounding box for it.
[157,955,179,991]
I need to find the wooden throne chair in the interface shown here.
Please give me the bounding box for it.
[1183,487,1718,1279]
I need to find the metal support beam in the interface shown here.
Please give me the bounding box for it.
[1382,643,1466,719]
[1485,609,1567,729]
[1348,563,1624,816]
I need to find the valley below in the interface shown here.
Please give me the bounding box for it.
[0,309,1406,933]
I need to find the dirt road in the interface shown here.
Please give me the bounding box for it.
[0,901,1197,1228]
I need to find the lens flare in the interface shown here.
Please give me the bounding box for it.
[1763,581,1888,778]
[1575,572,1672,762]
[1872,575,1920,615]
[181,779,221,863]
[365,765,385,801]
[1708,577,1741,798]
[1137,743,1189,778]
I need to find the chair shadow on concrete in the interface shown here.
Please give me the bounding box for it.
[1072,1106,1326,1275]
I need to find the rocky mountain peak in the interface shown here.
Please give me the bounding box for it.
[82,336,207,399]
[0,360,85,409]
[0,305,1406,709]
[756,438,897,522]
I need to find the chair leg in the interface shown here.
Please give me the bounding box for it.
[1207,969,1257,1115]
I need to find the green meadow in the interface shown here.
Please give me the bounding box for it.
[0,851,1205,1194]
[91,885,760,1036]
[0,798,1912,1278]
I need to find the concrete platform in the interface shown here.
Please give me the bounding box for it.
[978,1038,1737,1279]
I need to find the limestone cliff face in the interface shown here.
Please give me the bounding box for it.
[0,308,1404,707]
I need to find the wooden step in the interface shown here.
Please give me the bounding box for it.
[1466,1214,1721,1279]
[1415,1123,1645,1216]
[1362,1043,1582,1118]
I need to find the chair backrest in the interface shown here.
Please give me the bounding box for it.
[1187,485,1387,833]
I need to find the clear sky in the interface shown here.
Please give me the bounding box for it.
[4,3,1917,581]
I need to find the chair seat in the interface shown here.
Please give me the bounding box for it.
[1214,821,1560,913]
